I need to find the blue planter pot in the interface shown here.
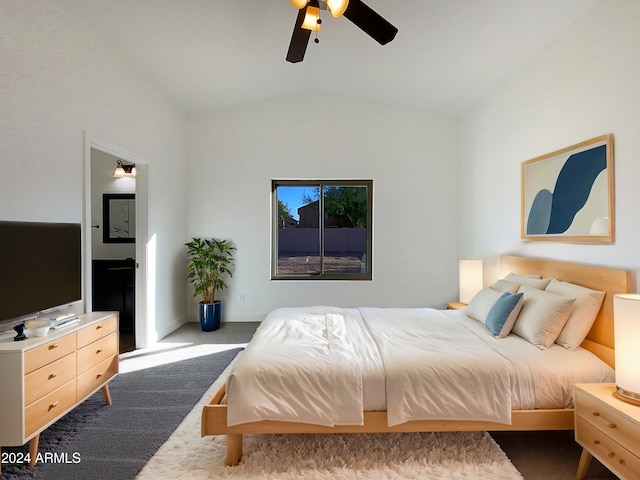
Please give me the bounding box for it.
[199,301,221,331]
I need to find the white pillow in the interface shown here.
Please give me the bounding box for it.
[511,285,575,349]
[465,287,505,323]
[491,279,521,293]
[504,273,551,290]
[545,279,605,350]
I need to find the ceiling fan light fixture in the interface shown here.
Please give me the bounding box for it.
[301,6,321,31]
[326,0,348,18]
[290,0,308,9]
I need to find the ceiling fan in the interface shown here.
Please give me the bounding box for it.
[286,0,398,63]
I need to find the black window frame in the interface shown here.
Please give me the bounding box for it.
[272,179,373,280]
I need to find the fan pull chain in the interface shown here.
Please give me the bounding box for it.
[315,9,321,43]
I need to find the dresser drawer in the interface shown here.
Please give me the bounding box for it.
[77,355,118,401]
[24,352,76,406]
[77,315,118,348]
[76,333,118,373]
[576,416,640,480]
[24,333,76,374]
[576,389,640,455]
[24,379,76,438]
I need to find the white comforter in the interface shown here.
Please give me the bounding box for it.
[226,307,372,427]
[360,307,512,426]
[227,306,514,427]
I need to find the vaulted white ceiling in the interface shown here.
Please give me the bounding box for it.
[61,0,600,116]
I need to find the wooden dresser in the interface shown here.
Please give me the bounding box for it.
[0,312,118,470]
[575,383,640,480]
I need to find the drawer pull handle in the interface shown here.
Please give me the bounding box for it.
[619,459,625,465]
[96,324,103,329]
[48,401,59,411]
[48,344,59,350]
[96,373,103,378]
[592,411,600,417]
[608,422,617,429]
[608,452,615,458]
[97,349,103,354]
[593,440,600,445]
[49,372,58,379]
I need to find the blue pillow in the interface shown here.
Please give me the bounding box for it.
[485,292,524,338]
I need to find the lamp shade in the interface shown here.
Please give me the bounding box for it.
[113,165,126,177]
[326,0,349,17]
[614,293,640,404]
[301,5,321,31]
[459,260,483,304]
[290,0,307,9]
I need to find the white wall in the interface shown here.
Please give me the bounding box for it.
[188,91,460,322]
[0,1,189,343]
[459,0,640,289]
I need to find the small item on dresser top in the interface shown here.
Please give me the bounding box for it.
[51,317,80,329]
[13,323,27,341]
[24,318,52,337]
[46,313,80,329]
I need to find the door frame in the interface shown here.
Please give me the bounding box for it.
[83,133,149,349]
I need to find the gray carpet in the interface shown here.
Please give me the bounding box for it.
[491,430,617,480]
[0,323,248,480]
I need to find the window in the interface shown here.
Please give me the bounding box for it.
[272,180,373,280]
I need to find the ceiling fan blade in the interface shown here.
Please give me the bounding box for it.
[286,6,312,63]
[343,0,398,45]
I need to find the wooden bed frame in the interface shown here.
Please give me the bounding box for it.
[201,255,632,466]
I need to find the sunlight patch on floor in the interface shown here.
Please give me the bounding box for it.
[118,342,247,374]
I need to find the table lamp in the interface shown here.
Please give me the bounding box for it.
[614,293,640,405]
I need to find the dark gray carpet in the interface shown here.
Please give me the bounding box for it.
[0,347,242,480]
[491,430,618,480]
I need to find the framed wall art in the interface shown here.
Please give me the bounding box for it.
[103,193,136,243]
[521,134,614,243]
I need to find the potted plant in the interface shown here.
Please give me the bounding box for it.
[186,237,236,331]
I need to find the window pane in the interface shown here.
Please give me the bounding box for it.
[272,180,372,280]
[322,185,368,274]
[276,186,320,275]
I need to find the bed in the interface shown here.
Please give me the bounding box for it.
[201,255,632,466]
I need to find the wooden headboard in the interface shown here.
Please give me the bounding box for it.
[500,255,632,368]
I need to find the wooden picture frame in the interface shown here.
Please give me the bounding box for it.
[521,134,614,243]
[103,193,135,243]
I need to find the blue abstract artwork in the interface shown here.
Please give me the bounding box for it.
[522,135,613,242]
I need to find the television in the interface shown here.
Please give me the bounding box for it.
[0,221,82,326]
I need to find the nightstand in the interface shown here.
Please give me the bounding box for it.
[446,301,467,310]
[574,383,640,480]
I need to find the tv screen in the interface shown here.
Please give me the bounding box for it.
[0,221,82,323]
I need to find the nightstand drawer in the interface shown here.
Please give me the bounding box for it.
[24,333,76,374]
[77,355,118,401]
[77,315,118,348]
[76,333,118,373]
[24,379,76,438]
[576,389,640,455]
[576,416,640,480]
[24,352,76,406]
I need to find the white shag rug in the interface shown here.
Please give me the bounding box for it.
[137,362,523,480]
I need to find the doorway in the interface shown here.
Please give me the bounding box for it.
[83,134,148,352]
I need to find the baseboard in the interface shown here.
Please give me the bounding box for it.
[158,315,187,340]
[187,313,265,323]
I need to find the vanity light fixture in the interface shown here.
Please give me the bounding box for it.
[114,160,136,178]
